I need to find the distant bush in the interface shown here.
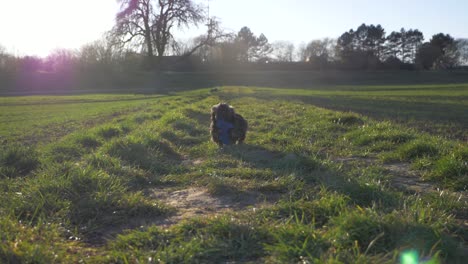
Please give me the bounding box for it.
[97,126,121,139]
[46,144,82,163]
[347,122,414,147]
[330,113,364,126]
[265,223,329,262]
[262,190,349,226]
[74,134,101,149]
[0,145,39,178]
[107,139,151,168]
[133,113,154,124]
[397,139,439,160]
[431,146,468,190]
[327,208,459,259]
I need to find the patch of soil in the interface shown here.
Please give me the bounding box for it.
[149,187,280,227]
[333,157,376,164]
[84,187,280,246]
[181,158,205,166]
[383,162,435,193]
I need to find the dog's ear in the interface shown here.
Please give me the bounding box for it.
[211,105,218,121]
[229,106,236,120]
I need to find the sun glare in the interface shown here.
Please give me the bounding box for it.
[0,0,118,57]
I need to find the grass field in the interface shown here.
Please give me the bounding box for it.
[0,84,467,263]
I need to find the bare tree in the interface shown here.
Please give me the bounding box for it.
[177,18,233,59]
[79,38,117,72]
[113,0,204,65]
[271,41,295,62]
[296,42,307,62]
[152,0,204,58]
[44,49,77,73]
[114,0,154,56]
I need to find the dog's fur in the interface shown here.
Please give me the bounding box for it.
[210,103,248,146]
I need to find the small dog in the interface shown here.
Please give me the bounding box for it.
[210,103,248,147]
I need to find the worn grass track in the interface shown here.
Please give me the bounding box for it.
[0,85,466,263]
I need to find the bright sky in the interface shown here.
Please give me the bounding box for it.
[1,0,467,57]
[0,0,118,57]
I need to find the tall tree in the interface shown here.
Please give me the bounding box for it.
[403,29,424,63]
[114,0,155,58]
[359,24,386,59]
[152,0,204,58]
[385,30,403,59]
[113,0,204,66]
[252,33,272,61]
[416,33,459,69]
[385,28,423,63]
[236,27,256,62]
[430,33,459,68]
[336,24,385,69]
[235,27,272,62]
[415,42,440,69]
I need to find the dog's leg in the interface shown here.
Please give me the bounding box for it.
[210,105,224,147]
[233,114,248,145]
[210,125,222,146]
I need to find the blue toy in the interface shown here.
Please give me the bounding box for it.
[216,118,234,145]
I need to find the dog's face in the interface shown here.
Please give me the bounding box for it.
[212,103,235,122]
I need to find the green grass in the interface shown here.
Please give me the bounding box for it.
[0,94,162,144]
[0,145,39,178]
[224,84,468,140]
[0,85,466,263]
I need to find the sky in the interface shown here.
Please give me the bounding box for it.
[1,0,467,57]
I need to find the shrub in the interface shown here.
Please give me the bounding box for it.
[347,122,414,147]
[265,223,329,263]
[331,113,364,126]
[74,134,101,149]
[46,143,82,163]
[431,146,468,190]
[107,139,152,169]
[261,190,349,226]
[397,139,439,161]
[98,126,121,139]
[0,145,39,177]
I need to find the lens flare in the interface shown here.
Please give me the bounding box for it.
[400,250,440,264]
[400,250,419,264]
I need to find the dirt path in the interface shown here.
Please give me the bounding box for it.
[333,156,450,194]
[333,156,467,228]
[148,187,280,227]
[85,186,282,246]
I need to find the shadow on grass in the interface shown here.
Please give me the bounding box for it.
[222,144,400,209]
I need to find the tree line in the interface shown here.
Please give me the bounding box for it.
[1,0,468,79]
